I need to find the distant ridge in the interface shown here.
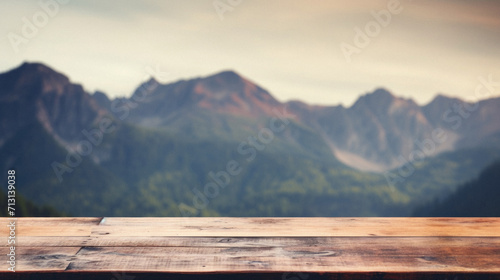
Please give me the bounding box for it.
[2,62,500,171]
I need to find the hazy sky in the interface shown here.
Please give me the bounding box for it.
[1,0,499,106]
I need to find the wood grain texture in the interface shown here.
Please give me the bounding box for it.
[0,217,498,278]
[93,217,500,237]
[0,247,81,272]
[0,217,101,238]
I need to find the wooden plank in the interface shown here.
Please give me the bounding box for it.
[11,226,92,237]
[4,237,495,273]
[62,235,500,273]
[1,236,92,247]
[0,247,80,272]
[93,218,500,237]
[1,218,498,276]
[65,246,500,273]
[0,217,101,237]
[5,235,500,251]
[99,217,500,227]
[3,217,497,238]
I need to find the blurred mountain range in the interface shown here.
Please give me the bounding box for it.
[1,62,499,216]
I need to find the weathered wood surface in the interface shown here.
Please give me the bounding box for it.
[0,217,499,279]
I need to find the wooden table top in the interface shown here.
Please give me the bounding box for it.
[1,217,499,279]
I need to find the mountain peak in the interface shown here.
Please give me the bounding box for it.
[426,94,461,106]
[0,62,70,97]
[353,88,396,109]
[210,70,243,81]
[18,62,54,73]
[187,70,281,117]
[360,88,395,102]
[0,62,109,145]
[200,70,249,91]
[14,62,69,82]
[126,69,282,120]
[371,88,394,98]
